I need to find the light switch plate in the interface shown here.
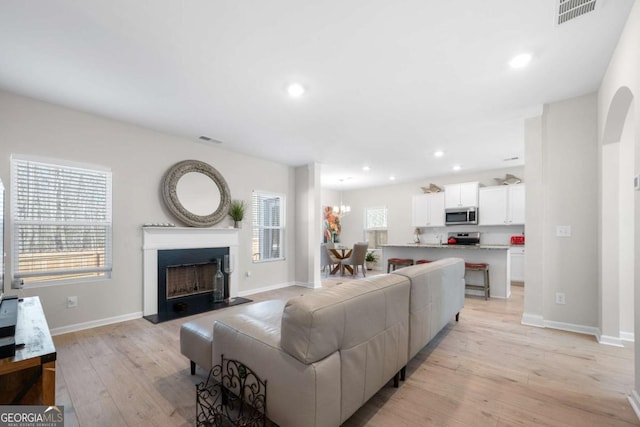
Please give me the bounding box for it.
[556,225,571,237]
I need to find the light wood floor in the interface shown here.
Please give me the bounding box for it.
[52,279,639,426]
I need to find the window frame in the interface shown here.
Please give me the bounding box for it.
[251,190,286,263]
[364,206,388,249]
[10,154,113,287]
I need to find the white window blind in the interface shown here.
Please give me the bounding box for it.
[365,206,388,230]
[251,191,285,262]
[364,206,388,249]
[11,157,113,284]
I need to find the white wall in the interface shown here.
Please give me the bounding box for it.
[523,116,544,323]
[524,93,599,330]
[598,0,640,412]
[294,163,321,287]
[0,90,296,330]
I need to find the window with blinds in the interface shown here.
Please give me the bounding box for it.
[11,156,113,284]
[251,191,285,262]
[364,206,388,249]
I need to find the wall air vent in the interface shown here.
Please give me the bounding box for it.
[557,0,597,25]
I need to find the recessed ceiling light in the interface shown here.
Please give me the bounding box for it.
[509,53,532,69]
[389,176,396,181]
[362,166,370,172]
[452,165,461,171]
[287,83,305,97]
[434,150,444,158]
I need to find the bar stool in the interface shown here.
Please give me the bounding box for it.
[415,259,433,264]
[464,262,490,300]
[387,258,414,273]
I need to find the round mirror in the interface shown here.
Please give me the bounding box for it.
[162,160,231,227]
[175,172,221,216]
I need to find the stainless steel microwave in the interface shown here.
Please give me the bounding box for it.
[445,207,478,225]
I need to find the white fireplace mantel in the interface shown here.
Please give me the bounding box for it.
[142,227,239,316]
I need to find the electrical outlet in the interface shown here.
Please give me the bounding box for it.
[66,296,78,309]
[245,271,251,278]
[555,292,566,305]
[11,278,24,289]
[556,225,571,237]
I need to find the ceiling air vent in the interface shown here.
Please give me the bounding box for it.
[557,0,597,25]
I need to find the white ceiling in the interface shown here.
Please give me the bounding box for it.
[0,0,633,189]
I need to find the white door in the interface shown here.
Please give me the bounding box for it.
[508,184,526,224]
[459,182,479,207]
[510,247,525,282]
[411,194,429,227]
[427,192,445,227]
[479,186,507,225]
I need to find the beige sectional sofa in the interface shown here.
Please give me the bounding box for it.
[180,257,465,427]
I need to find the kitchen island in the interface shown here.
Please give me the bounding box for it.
[382,244,511,298]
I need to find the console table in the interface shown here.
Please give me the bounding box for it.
[0,297,56,405]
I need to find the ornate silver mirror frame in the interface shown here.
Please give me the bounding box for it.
[162,160,231,227]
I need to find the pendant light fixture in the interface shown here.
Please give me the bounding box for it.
[333,179,351,217]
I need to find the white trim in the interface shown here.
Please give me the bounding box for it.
[628,390,640,423]
[142,227,239,316]
[620,331,635,342]
[236,281,309,297]
[11,153,112,173]
[543,319,600,338]
[521,313,604,340]
[50,311,142,336]
[521,312,545,328]
[597,333,625,347]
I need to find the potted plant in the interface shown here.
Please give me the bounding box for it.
[228,199,246,228]
[365,251,377,270]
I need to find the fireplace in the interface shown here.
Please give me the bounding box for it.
[142,227,250,323]
[166,262,216,300]
[156,247,229,319]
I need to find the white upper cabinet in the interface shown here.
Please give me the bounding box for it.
[444,182,479,208]
[478,184,525,225]
[411,192,445,227]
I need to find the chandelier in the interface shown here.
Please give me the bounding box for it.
[333,179,351,217]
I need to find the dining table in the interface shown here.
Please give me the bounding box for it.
[329,247,353,275]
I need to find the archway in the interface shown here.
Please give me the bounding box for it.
[599,86,635,347]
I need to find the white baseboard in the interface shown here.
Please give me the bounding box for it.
[521,313,603,341]
[629,390,640,422]
[544,319,600,338]
[50,311,143,336]
[597,333,625,347]
[521,312,545,328]
[237,281,306,297]
[621,331,635,343]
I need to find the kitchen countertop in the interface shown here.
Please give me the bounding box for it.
[382,243,510,250]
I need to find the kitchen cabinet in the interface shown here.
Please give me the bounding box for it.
[411,192,445,227]
[510,246,525,282]
[444,182,479,208]
[478,184,525,225]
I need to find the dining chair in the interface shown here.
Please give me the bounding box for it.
[340,242,369,277]
[320,244,340,276]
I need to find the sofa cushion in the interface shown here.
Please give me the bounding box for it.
[392,257,465,359]
[180,299,286,371]
[280,273,410,365]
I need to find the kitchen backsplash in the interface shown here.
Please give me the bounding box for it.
[418,225,524,246]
